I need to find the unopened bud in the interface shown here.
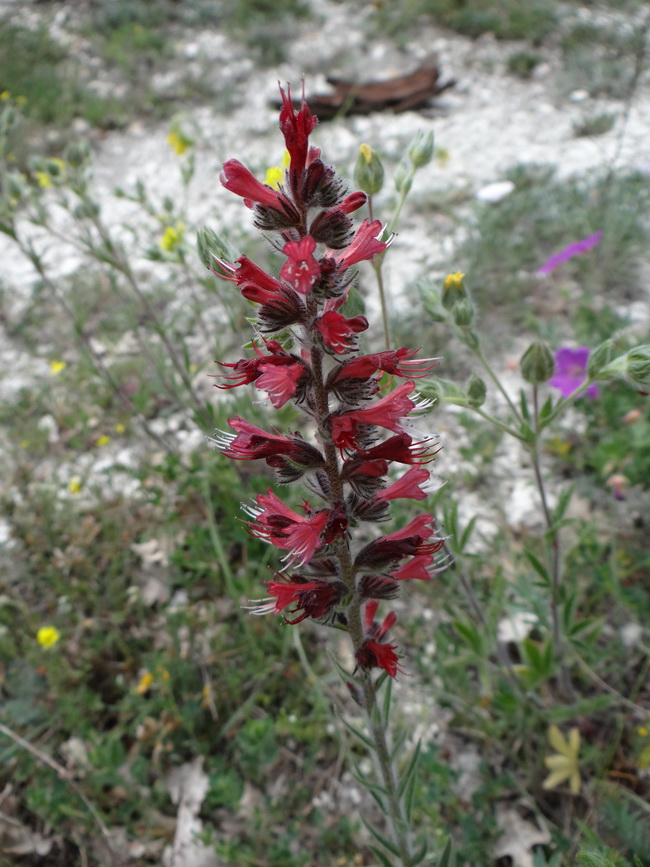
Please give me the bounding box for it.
[625,345,650,389]
[452,298,475,327]
[408,129,434,169]
[65,141,90,168]
[520,342,555,384]
[394,158,412,193]
[354,144,384,196]
[442,271,466,310]
[466,373,487,408]
[197,227,235,269]
[587,339,614,379]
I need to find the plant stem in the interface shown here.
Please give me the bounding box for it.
[307,312,415,864]
[531,385,573,699]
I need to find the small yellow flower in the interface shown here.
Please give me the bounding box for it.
[159,223,184,252]
[638,727,649,737]
[444,271,465,292]
[37,626,61,649]
[114,423,125,434]
[49,360,66,375]
[359,143,375,164]
[436,147,450,168]
[16,95,27,106]
[543,724,581,795]
[68,476,82,494]
[167,130,191,156]
[35,171,53,189]
[264,150,290,189]
[0,91,10,101]
[96,435,111,447]
[264,166,284,188]
[19,439,30,448]
[188,363,197,373]
[136,671,153,695]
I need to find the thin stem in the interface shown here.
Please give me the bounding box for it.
[0,721,114,853]
[531,385,573,699]
[362,676,413,866]
[471,343,523,425]
[17,238,171,452]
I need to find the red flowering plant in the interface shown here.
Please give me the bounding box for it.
[205,85,449,864]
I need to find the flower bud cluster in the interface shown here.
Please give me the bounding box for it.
[209,85,446,678]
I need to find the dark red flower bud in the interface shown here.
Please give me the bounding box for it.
[309,208,354,249]
[358,574,400,600]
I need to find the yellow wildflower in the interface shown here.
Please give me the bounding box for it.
[114,423,125,434]
[359,143,375,164]
[543,725,581,794]
[68,476,82,494]
[136,671,153,695]
[19,439,29,449]
[37,625,61,649]
[35,171,53,189]
[16,95,27,106]
[264,150,290,189]
[167,130,191,156]
[49,360,66,375]
[96,435,111,447]
[638,727,649,737]
[0,91,10,101]
[444,271,465,293]
[159,223,184,252]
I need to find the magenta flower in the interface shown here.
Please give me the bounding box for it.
[211,84,446,679]
[549,347,599,399]
[538,231,603,275]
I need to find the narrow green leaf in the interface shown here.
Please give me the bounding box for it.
[547,694,614,720]
[437,836,457,867]
[520,389,531,422]
[522,637,543,671]
[539,395,554,421]
[339,715,374,750]
[382,676,393,723]
[369,845,394,867]
[553,484,575,523]
[389,729,408,764]
[412,834,430,865]
[460,515,477,550]
[398,739,422,799]
[361,814,400,857]
[524,550,550,584]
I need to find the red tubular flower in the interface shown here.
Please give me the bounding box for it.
[220,159,291,210]
[256,362,306,408]
[333,348,439,382]
[279,84,318,181]
[245,488,330,566]
[354,513,444,570]
[212,417,324,466]
[316,310,369,353]
[331,381,430,451]
[374,466,434,502]
[248,573,347,623]
[280,236,320,295]
[224,255,290,305]
[331,219,389,270]
[361,433,440,465]
[390,553,436,581]
[355,600,403,678]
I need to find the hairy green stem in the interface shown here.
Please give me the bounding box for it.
[531,386,573,699]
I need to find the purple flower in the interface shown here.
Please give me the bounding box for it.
[538,231,603,275]
[548,347,599,399]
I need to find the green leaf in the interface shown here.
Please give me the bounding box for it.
[524,550,550,585]
[547,694,614,720]
[540,395,554,421]
[369,845,394,867]
[453,619,484,655]
[520,389,531,422]
[339,714,374,750]
[411,834,430,865]
[553,484,575,523]
[437,836,457,867]
[361,814,400,857]
[399,739,422,799]
[460,515,477,551]
[382,676,393,723]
